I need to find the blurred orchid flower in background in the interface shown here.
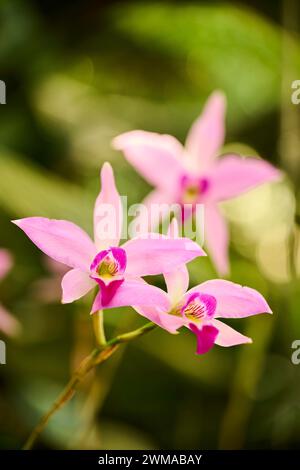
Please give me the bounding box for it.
[113,91,281,275]
[0,249,21,337]
[13,163,205,312]
[134,220,272,355]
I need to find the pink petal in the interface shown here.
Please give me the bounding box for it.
[204,203,229,276]
[189,323,219,355]
[134,305,184,334]
[0,249,13,280]
[61,269,95,304]
[93,162,123,250]
[185,91,226,172]
[212,319,252,347]
[12,217,96,272]
[113,130,184,193]
[131,189,178,234]
[164,263,189,304]
[209,154,281,201]
[91,279,170,312]
[164,219,189,303]
[123,235,205,277]
[0,304,21,337]
[188,279,272,318]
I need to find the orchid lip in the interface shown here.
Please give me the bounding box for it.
[90,246,127,286]
[180,174,210,204]
[90,246,127,306]
[181,292,217,323]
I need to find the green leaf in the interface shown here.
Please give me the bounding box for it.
[0,152,92,232]
[111,2,300,128]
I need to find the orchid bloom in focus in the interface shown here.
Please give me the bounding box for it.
[113,91,281,275]
[13,163,205,313]
[134,220,272,355]
[0,249,20,336]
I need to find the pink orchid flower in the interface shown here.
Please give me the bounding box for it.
[113,91,281,275]
[0,249,20,337]
[13,163,205,313]
[134,220,272,355]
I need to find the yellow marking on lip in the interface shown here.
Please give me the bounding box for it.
[97,257,118,278]
[182,185,200,204]
[183,300,206,322]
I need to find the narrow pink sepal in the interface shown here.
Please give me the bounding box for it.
[12,217,96,271]
[93,162,123,250]
[164,219,189,302]
[185,91,226,172]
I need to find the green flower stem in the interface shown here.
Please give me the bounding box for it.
[22,321,156,450]
[92,310,107,346]
[106,321,157,346]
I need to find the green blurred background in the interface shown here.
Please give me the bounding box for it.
[1,0,300,450]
